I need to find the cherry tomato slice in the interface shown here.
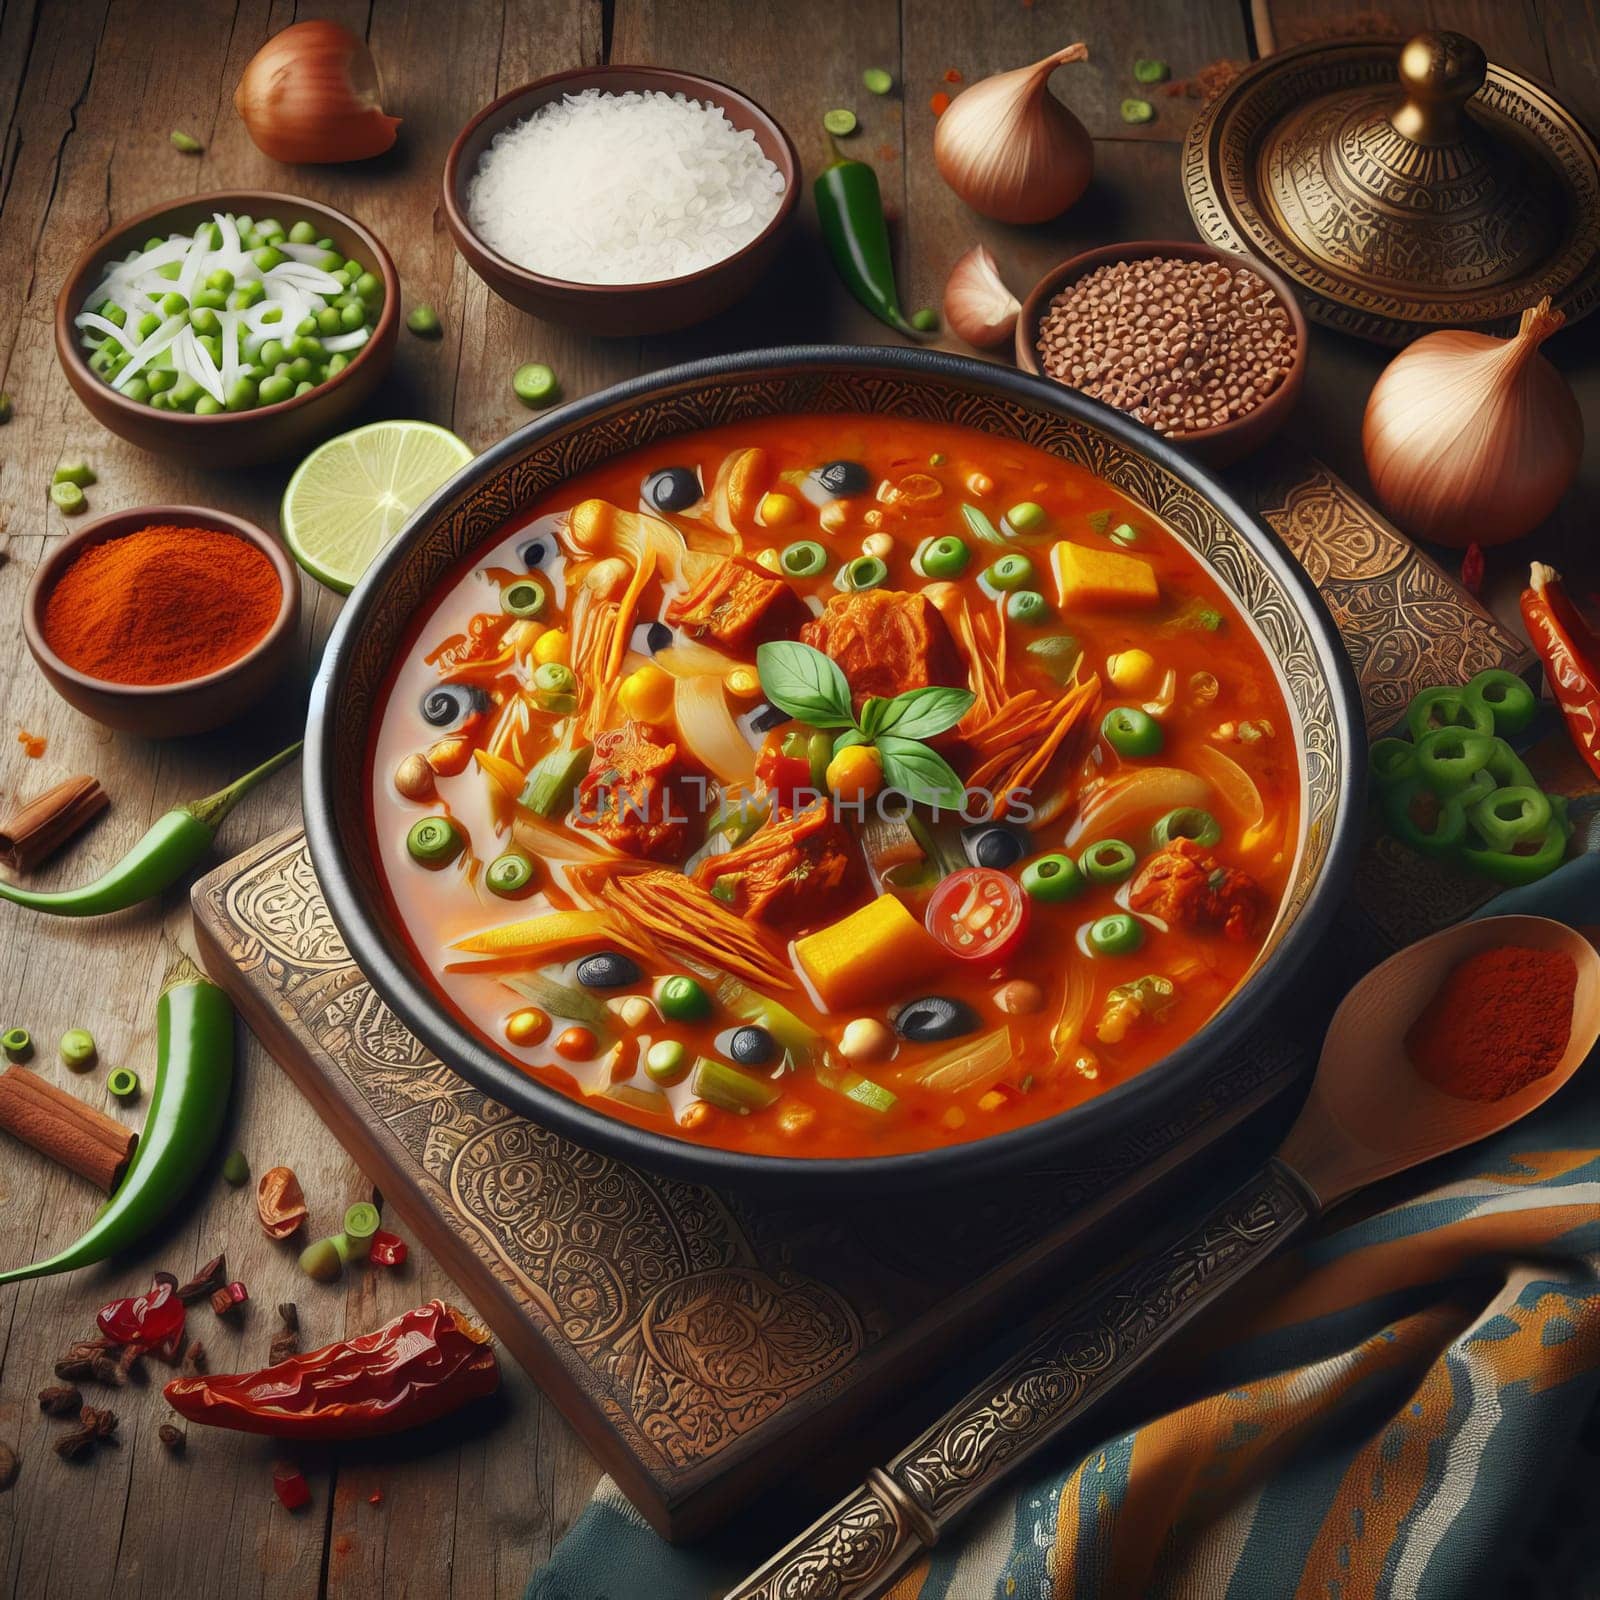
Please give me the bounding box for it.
[925,868,1031,963]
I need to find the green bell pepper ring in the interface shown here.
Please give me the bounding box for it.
[1464,669,1538,738]
[1482,737,1536,792]
[1414,725,1494,795]
[1467,785,1552,852]
[1382,780,1468,859]
[0,743,300,916]
[1369,737,1418,789]
[0,954,234,1285]
[814,154,923,338]
[1461,818,1571,886]
[1405,685,1493,743]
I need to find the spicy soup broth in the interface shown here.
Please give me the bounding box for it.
[369,416,1300,1159]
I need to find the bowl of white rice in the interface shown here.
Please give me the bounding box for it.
[444,65,799,336]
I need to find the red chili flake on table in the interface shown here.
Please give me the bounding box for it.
[17,730,46,758]
[368,1230,408,1269]
[96,1273,186,1352]
[930,91,952,116]
[1461,542,1486,596]
[943,68,963,83]
[368,1491,383,1506]
[272,1463,312,1512]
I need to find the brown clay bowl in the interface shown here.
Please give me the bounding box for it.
[55,191,400,469]
[1015,240,1309,469]
[443,65,800,337]
[24,505,301,738]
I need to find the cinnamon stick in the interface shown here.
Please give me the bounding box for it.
[0,776,108,872]
[0,1067,135,1191]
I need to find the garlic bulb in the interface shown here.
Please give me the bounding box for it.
[235,21,400,164]
[943,246,1020,348]
[1362,299,1582,547]
[934,44,1093,224]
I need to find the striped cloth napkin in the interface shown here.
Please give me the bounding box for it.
[528,866,1600,1600]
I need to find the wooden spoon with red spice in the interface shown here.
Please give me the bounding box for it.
[730,914,1600,1600]
[1282,914,1599,1204]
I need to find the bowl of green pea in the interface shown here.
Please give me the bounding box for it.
[55,190,399,468]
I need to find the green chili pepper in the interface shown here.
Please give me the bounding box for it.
[0,955,234,1286]
[1467,785,1552,852]
[1483,737,1536,791]
[1464,669,1537,738]
[1405,685,1493,742]
[1382,780,1468,859]
[814,152,923,338]
[1461,817,1571,886]
[0,744,300,917]
[1369,737,1418,789]
[1413,726,1494,794]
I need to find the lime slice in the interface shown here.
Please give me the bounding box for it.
[282,420,473,593]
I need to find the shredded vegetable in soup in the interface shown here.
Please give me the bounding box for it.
[368,416,1301,1158]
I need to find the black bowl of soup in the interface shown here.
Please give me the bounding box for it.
[304,348,1364,1190]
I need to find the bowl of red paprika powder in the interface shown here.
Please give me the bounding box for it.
[24,505,300,737]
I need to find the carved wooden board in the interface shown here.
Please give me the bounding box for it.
[188,449,1527,1541]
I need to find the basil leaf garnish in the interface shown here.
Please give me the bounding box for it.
[755,640,855,728]
[875,684,974,741]
[876,735,967,811]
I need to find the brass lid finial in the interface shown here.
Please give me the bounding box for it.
[1391,31,1487,144]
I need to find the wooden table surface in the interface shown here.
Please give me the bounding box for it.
[2,2,1597,1595]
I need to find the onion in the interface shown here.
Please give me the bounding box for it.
[933,44,1093,223]
[1362,298,1582,547]
[1067,766,1210,846]
[674,675,756,786]
[235,21,399,164]
[943,246,1020,349]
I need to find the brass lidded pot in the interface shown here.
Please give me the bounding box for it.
[1184,30,1600,344]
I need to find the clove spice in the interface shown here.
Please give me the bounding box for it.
[270,1303,301,1365]
[157,1423,186,1454]
[55,1406,117,1460]
[38,1384,83,1416]
[0,775,108,873]
[176,1253,228,1305]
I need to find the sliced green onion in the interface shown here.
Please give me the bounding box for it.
[2,1027,33,1063]
[53,462,96,488]
[1133,59,1169,84]
[823,108,858,137]
[406,815,464,868]
[59,1028,98,1071]
[222,1150,251,1186]
[1121,98,1155,124]
[501,578,547,618]
[863,67,893,95]
[513,362,559,407]
[911,306,939,332]
[407,304,441,337]
[106,1067,141,1102]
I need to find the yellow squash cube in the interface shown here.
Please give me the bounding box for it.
[1051,541,1160,611]
[794,895,947,1011]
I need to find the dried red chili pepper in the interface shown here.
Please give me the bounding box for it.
[1460,542,1485,597]
[163,1300,498,1439]
[96,1273,185,1352]
[257,1166,308,1240]
[272,1463,312,1511]
[1522,563,1600,782]
[367,1230,408,1269]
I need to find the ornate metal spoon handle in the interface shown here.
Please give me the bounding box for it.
[727,1161,1314,1600]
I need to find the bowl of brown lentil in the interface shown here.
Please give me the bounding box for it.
[1016,241,1307,468]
